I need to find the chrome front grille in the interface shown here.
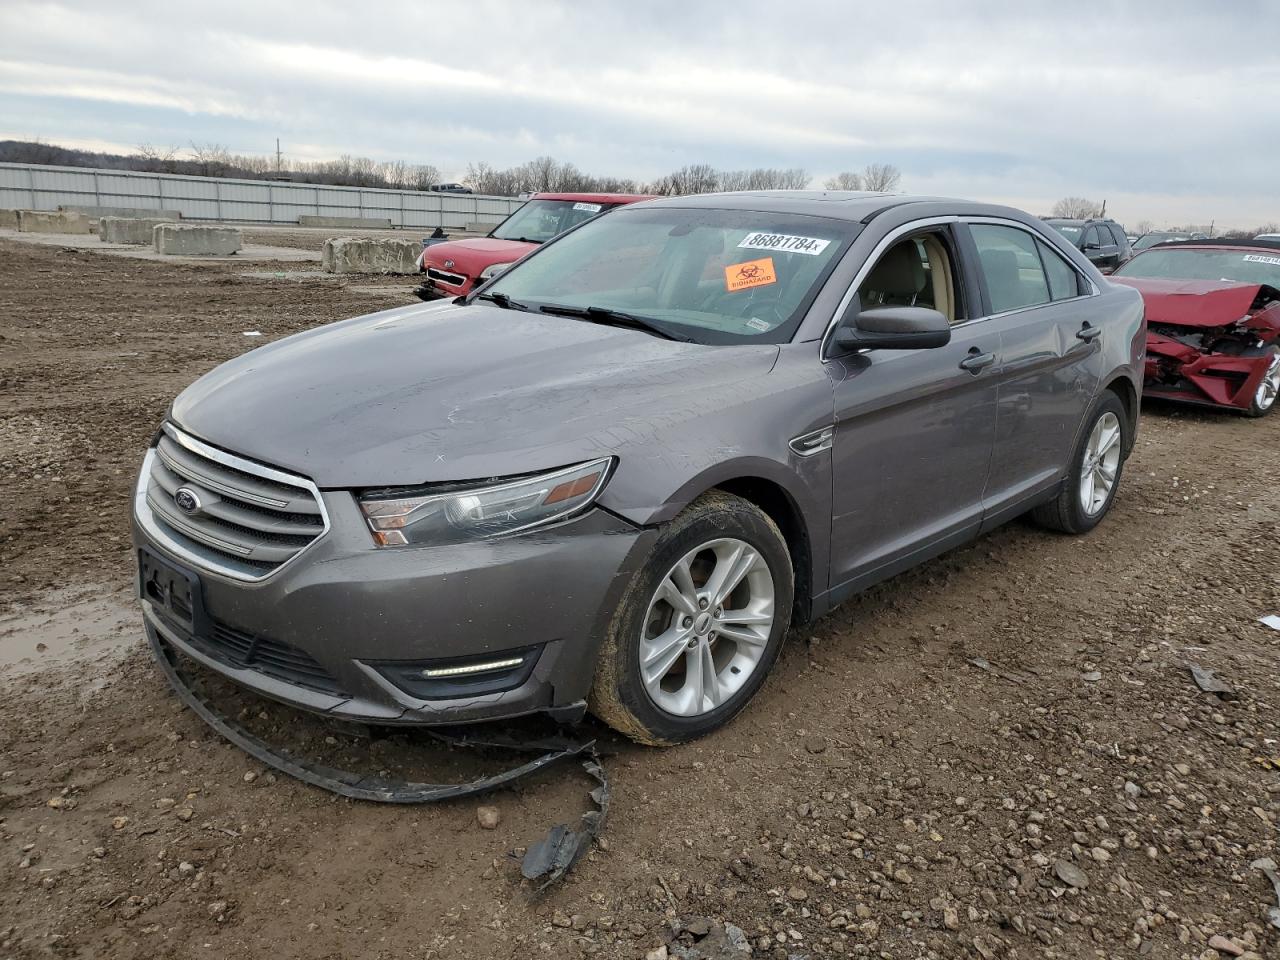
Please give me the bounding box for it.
[136,424,328,581]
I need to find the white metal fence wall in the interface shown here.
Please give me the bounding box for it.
[0,162,522,229]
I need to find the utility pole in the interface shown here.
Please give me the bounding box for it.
[276,138,282,174]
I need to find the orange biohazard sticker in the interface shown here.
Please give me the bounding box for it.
[725,257,777,293]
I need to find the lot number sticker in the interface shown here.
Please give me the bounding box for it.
[1244,254,1280,266]
[738,232,830,256]
[573,202,603,212]
[725,257,778,292]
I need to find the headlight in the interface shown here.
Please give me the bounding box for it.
[479,261,513,280]
[358,458,613,546]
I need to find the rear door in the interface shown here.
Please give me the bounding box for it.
[960,220,1105,525]
[826,224,999,592]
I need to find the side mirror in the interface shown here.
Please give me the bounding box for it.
[1084,242,1101,251]
[833,306,951,352]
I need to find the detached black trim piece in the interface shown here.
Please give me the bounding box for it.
[150,630,610,886]
[149,630,604,803]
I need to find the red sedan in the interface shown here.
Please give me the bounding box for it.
[1110,239,1280,416]
[416,192,657,299]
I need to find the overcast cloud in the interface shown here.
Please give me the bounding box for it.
[1,0,1276,228]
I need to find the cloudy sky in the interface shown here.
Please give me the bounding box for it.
[1,0,1276,229]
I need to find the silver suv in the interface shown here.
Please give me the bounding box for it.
[133,192,1145,744]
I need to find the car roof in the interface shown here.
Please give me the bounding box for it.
[1147,237,1280,253]
[632,191,1033,223]
[1045,217,1117,226]
[530,192,660,204]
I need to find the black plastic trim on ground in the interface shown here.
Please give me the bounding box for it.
[149,632,608,884]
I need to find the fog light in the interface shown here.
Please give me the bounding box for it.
[420,656,526,679]
[367,645,542,700]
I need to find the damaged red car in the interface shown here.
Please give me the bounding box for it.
[1111,239,1280,416]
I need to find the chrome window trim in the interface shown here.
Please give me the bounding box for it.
[821,214,1102,359]
[134,424,331,583]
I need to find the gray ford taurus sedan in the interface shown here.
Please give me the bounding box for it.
[133,192,1145,744]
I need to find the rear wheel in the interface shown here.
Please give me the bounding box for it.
[589,491,793,745]
[1245,347,1280,418]
[1032,392,1128,534]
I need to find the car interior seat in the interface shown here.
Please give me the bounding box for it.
[861,241,926,307]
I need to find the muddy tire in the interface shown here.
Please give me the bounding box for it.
[588,491,793,746]
[1032,391,1128,535]
[1244,346,1280,418]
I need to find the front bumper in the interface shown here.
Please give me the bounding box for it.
[1144,331,1277,410]
[133,486,657,726]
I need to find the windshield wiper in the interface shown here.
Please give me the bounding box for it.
[499,236,543,245]
[475,292,530,311]
[538,304,694,342]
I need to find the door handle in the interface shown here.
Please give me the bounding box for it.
[959,350,996,374]
[1076,323,1102,342]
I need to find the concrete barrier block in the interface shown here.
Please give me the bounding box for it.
[100,217,178,245]
[322,237,420,274]
[299,214,393,230]
[61,205,180,222]
[17,210,91,234]
[465,221,498,234]
[0,208,19,229]
[154,223,242,256]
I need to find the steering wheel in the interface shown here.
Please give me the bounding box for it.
[735,292,786,329]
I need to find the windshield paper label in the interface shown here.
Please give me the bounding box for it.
[572,202,603,212]
[738,232,830,256]
[725,257,778,292]
[1243,254,1280,266]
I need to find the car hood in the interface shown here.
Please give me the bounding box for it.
[1111,276,1268,327]
[421,237,535,275]
[170,301,780,488]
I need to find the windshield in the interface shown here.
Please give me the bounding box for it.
[483,206,857,344]
[490,199,617,243]
[1114,247,1280,285]
[1048,223,1083,240]
[1133,232,1190,251]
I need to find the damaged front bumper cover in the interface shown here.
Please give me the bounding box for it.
[149,631,608,886]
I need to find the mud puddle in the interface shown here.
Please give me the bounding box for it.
[0,585,138,677]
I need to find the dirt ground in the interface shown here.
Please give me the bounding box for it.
[2,236,1279,960]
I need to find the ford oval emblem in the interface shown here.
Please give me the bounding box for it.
[174,487,202,514]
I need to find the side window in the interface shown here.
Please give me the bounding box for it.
[1037,239,1082,300]
[1081,226,1099,249]
[969,224,1051,314]
[1108,224,1128,247]
[857,230,963,324]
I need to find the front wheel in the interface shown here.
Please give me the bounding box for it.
[1032,392,1128,534]
[589,491,793,745]
[1245,347,1280,418]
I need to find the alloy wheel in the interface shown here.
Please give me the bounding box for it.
[1256,351,1280,412]
[638,538,776,717]
[1079,411,1122,516]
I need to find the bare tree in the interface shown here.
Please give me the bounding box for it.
[410,164,441,190]
[824,171,863,191]
[1051,196,1104,219]
[861,163,902,193]
[189,142,231,177]
[1133,220,1154,236]
[134,143,179,173]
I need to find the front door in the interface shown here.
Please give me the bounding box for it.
[826,229,999,592]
